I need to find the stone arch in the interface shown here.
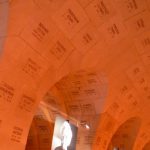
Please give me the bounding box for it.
[107,117,141,150]
[25,69,108,150]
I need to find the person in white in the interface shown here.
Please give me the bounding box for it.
[59,120,72,150]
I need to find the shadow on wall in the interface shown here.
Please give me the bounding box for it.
[25,116,54,150]
[107,117,141,150]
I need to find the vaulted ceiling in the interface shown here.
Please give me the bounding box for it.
[0,0,150,150]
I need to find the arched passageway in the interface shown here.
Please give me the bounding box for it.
[107,117,141,150]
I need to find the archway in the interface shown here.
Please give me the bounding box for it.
[107,117,141,150]
[25,70,108,150]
